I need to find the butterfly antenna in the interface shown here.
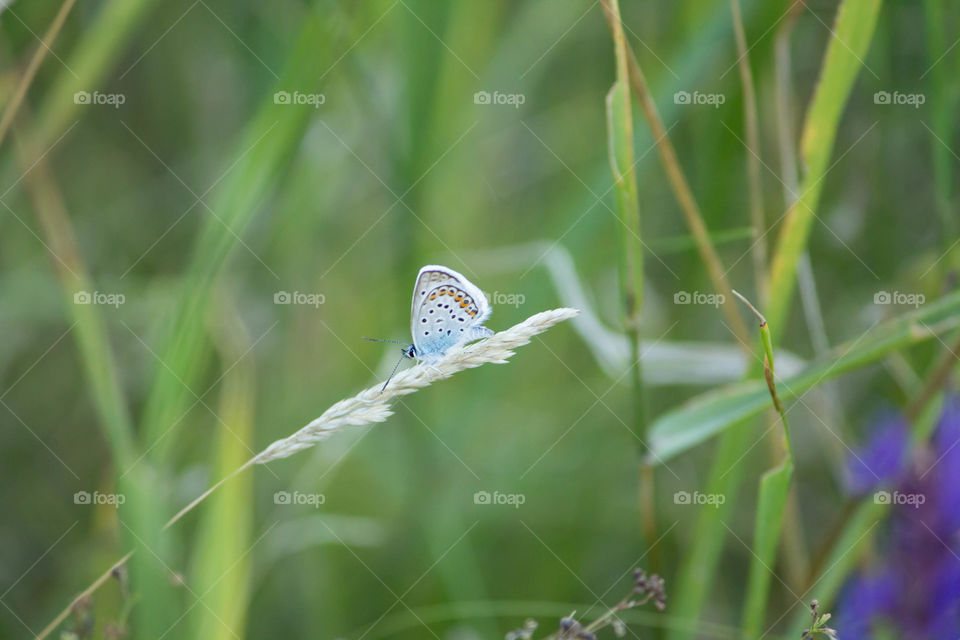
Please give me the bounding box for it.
[381,353,406,392]
[363,337,408,345]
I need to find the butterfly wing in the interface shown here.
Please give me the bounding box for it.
[410,265,492,358]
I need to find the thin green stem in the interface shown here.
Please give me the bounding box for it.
[604,0,657,572]
[598,0,753,351]
[732,290,792,456]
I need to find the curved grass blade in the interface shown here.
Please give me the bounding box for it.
[188,305,255,640]
[765,0,883,334]
[649,289,960,463]
[742,461,793,636]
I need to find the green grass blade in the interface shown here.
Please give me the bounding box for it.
[188,308,255,640]
[139,8,331,458]
[649,289,960,462]
[607,79,643,319]
[17,139,175,640]
[766,0,883,334]
[741,461,793,636]
[606,78,644,320]
[605,0,646,447]
[606,0,659,568]
[664,422,755,640]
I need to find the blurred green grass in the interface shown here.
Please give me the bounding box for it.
[1,0,957,639]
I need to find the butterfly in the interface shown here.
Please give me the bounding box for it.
[365,265,493,390]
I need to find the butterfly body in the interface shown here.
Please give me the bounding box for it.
[366,265,493,390]
[408,264,493,361]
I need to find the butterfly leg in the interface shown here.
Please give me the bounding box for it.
[425,362,446,377]
[415,357,447,378]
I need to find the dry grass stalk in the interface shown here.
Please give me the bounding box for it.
[39,308,579,640]
[165,307,579,527]
[252,307,580,463]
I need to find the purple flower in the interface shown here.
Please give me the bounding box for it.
[834,570,896,637]
[836,398,960,638]
[927,396,960,532]
[842,414,910,495]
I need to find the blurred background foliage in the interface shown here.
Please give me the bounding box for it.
[1,0,957,638]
